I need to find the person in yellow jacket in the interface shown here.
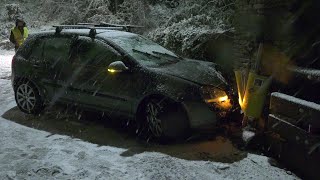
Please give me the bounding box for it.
[10,17,29,51]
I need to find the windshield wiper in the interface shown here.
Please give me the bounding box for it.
[132,49,160,59]
[152,51,183,60]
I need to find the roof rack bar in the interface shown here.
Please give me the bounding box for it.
[77,23,97,26]
[99,22,144,32]
[92,27,124,30]
[53,25,124,30]
[77,22,144,28]
[77,22,144,32]
[53,25,126,38]
[54,25,91,29]
[100,22,144,28]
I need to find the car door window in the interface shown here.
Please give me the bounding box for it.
[69,37,124,92]
[71,37,122,68]
[90,41,122,67]
[42,37,74,80]
[43,37,73,66]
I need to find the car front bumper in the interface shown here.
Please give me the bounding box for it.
[182,100,219,130]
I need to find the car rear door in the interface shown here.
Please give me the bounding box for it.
[26,37,59,101]
[40,35,75,103]
[69,36,134,116]
[26,37,46,81]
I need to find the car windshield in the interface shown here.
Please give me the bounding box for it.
[109,35,181,67]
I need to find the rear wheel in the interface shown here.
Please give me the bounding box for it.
[137,98,190,142]
[14,80,44,114]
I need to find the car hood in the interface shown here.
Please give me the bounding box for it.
[148,59,228,88]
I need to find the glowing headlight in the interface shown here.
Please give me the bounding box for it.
[201,86,232,110]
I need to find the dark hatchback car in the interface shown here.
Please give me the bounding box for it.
[11,25,233,140]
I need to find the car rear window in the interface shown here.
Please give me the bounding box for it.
[17,35,37,59]
[28,38,45,63]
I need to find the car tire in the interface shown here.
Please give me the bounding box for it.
[137,98,190,142]
[14,80,44,115]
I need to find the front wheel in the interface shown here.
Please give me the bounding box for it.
[137,98,190,142]
[14,80,44,114]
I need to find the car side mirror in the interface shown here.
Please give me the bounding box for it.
[107,61,129,73]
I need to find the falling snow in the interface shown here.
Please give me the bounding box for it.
[0,49,300,179]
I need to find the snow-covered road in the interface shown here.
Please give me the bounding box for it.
[0,49,298,179]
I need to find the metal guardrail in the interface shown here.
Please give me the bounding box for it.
[267,92,320,180]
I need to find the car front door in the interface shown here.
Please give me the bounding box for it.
[69,37,134,117]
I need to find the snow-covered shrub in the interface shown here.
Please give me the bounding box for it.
[147,0,179,8]
[39,0,115,24]
[5,3,22,20]
[116,0,150,26]
[0,3,22,42]
[0,0,235,56]
[147,0,235,57]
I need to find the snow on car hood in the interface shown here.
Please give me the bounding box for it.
[150,59,228,87]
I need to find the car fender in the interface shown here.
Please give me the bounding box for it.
[133,91,181,113]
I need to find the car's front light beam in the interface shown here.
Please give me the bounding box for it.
[201,86,232,111]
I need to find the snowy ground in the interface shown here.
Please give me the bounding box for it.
[0,49,299,179]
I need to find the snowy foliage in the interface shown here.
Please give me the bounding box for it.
[116,0,149,25]
[0,3,20,43]
[147,0,235,56]
[39,0,118,24]
[5,3,22,20]
[0,0,235,58]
